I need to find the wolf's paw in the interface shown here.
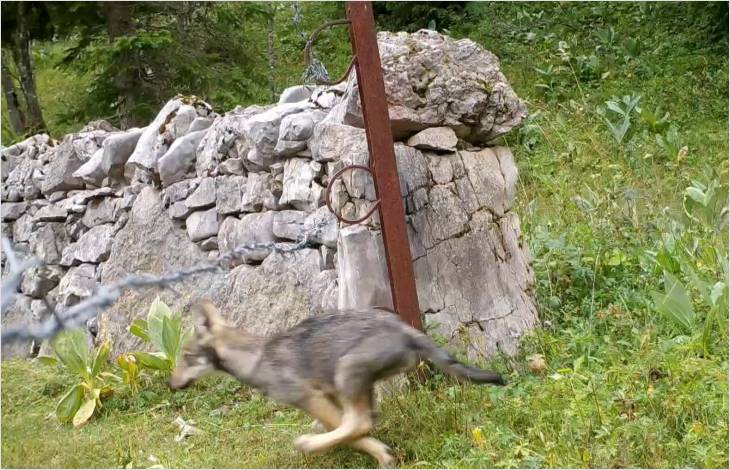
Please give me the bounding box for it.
[378,451,395,469]
[294,434,321,454]
[376,444,395,468]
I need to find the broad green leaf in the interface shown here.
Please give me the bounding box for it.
[606,101,625,115]
[37,356,59,367]
[130,319,150,342]
[651,271,695,333]
[91,340,111,377]
[52,329,90,379]
[711,281,727,307]
[684,186,707,205]
[134,352,172,371]
[161,314,182,365]
[100,372,122,383]
[147,298,172,352]
[56,384,84,424]
[72,398,96,427]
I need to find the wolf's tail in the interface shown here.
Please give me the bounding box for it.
[411,333,506,385]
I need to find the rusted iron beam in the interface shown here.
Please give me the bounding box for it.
[346,1,422,330]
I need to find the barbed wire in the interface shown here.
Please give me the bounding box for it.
[1,219,331,344]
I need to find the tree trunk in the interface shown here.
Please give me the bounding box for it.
[102,2,137,129]
[103,2,135,39]
[1,50,26,135]
[267,4,277,103]
[12,3,45,134]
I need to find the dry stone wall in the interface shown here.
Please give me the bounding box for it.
[1,30,536,360]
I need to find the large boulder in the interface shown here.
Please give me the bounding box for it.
[333,30,528,142]
[336,145,537,357]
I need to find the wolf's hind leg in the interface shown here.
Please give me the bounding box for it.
[296,393,393,467]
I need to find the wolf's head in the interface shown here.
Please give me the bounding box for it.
[169,300,228,390]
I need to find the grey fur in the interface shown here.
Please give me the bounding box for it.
[170,301,505,467]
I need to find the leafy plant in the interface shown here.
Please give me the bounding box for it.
[517,111,544,151]
[622,37,642,59]
[129,298,192,374]
[534,64,565,97]
[575,53,602,82]
[37,329,116,427]
[647,178,729,354]
[116,353,142,394]
[599,94,642,144]
[594,26,616,47]
[683,179,729,231]
[639,106,671,133]
[656,125,685,161]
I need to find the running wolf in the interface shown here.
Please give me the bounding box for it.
[170,300,505,467]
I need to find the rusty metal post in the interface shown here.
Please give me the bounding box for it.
[346,1,422,330]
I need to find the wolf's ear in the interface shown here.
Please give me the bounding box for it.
[192,300,226,333]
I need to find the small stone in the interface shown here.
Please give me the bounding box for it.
[215,176,246,215]
[30,223,69,264]
[406,127,458,152]
[81,198,119,227]
[185,177,217,210]
[158,129,207,186]
[169,201,192,220]
[303,206,338,248]
[48,191,67,203]
[218,212,276,263]
[186,209,219,242]
[200,236,219,251]
[272,210,307,241]
[278,85,315,104]
[61,224,115,265]
[219,158,244,176]
[1,202,27,221]
[33,204,68,222]
[21,265,65,299]
[427,155,455,185]
[56,263,97,306]
[320,246,335,270]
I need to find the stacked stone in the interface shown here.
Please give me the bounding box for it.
[2,30,536,360]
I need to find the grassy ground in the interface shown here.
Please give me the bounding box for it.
[2,3,728,469]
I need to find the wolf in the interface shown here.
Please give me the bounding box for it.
[169,300,506,467]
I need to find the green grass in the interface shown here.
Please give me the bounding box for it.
[2,315,727,469]
[1,3,728,469]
